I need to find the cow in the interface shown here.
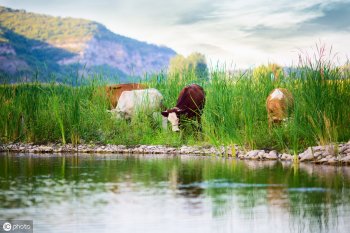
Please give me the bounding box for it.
[161,84,205,132]
[110,88,165,121]
[266,88,294,127]
[105,83,147,109]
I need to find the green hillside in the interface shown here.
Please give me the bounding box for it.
[0,6,96,47]
[0,6,176,83]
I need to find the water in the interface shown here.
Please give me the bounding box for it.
[1,153,350,233]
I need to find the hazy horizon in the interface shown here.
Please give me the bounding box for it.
[1,0,350,69]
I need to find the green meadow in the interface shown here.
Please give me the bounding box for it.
[1,58,350,154]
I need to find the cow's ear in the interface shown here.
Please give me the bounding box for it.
[161,111,169,117]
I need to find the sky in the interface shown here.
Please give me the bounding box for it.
[1,0,350,68]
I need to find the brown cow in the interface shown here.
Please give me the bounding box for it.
[161,84,205,132]
[266,88,294,127]
[105,83,147,109]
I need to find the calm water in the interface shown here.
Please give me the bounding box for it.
[1,153,350,233]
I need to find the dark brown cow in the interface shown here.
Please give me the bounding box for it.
[161,84,205,132]
[105,83,147,109]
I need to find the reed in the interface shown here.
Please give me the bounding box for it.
[1,53,349,153]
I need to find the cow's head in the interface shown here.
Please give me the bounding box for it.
[161,107,185,132]
[272,116,283,124]
[108,108,129,120]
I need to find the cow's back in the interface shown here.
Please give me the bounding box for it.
[266,88,294,124]
[176,84,205,118]
[106,83,147,109]
[267,88,294,109]
[116,88,163,118]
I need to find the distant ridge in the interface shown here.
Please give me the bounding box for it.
[0,6,176,82]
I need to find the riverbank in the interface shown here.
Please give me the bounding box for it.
[2,61,350,153]
[1,142,350,165]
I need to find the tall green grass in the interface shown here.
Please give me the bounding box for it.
[1,54,350,153]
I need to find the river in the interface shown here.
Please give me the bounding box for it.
[0,153,349,233]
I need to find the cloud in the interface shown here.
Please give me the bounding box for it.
[304,1,350,31]
[243,1,350,40]
[176,9,217,25]
[174,1,220,25]
[196,43,226,53]
[1,0,350,67]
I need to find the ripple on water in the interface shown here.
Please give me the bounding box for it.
[287,187,330,192]
[178,180,286,189]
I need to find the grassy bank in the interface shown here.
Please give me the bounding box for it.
[1,59,350,153]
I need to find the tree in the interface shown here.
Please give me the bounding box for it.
[253,63,283,82]
[168,52,208,81]
[168,54,186,75]
[338,63,350,79]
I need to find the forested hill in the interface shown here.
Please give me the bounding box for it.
[0,6,176,82]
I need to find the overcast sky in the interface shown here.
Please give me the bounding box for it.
[1,0,350,68]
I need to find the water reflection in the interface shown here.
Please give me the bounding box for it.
[0,153,350,233]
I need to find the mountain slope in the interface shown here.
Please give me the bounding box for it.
[0,6,176,82]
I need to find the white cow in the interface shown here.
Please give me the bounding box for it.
[110,88,166,124]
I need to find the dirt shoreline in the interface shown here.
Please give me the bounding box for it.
[1,142,350,165]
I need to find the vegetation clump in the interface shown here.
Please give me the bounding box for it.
[0,50,349,153]
[168,52,209,81]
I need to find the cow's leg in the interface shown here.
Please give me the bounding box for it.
[152,112,168,130]
[267,107,274,129]
[197,117,202,132]
[195,116,205,140]
[162,116,168,131]
[268,116,272,129]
